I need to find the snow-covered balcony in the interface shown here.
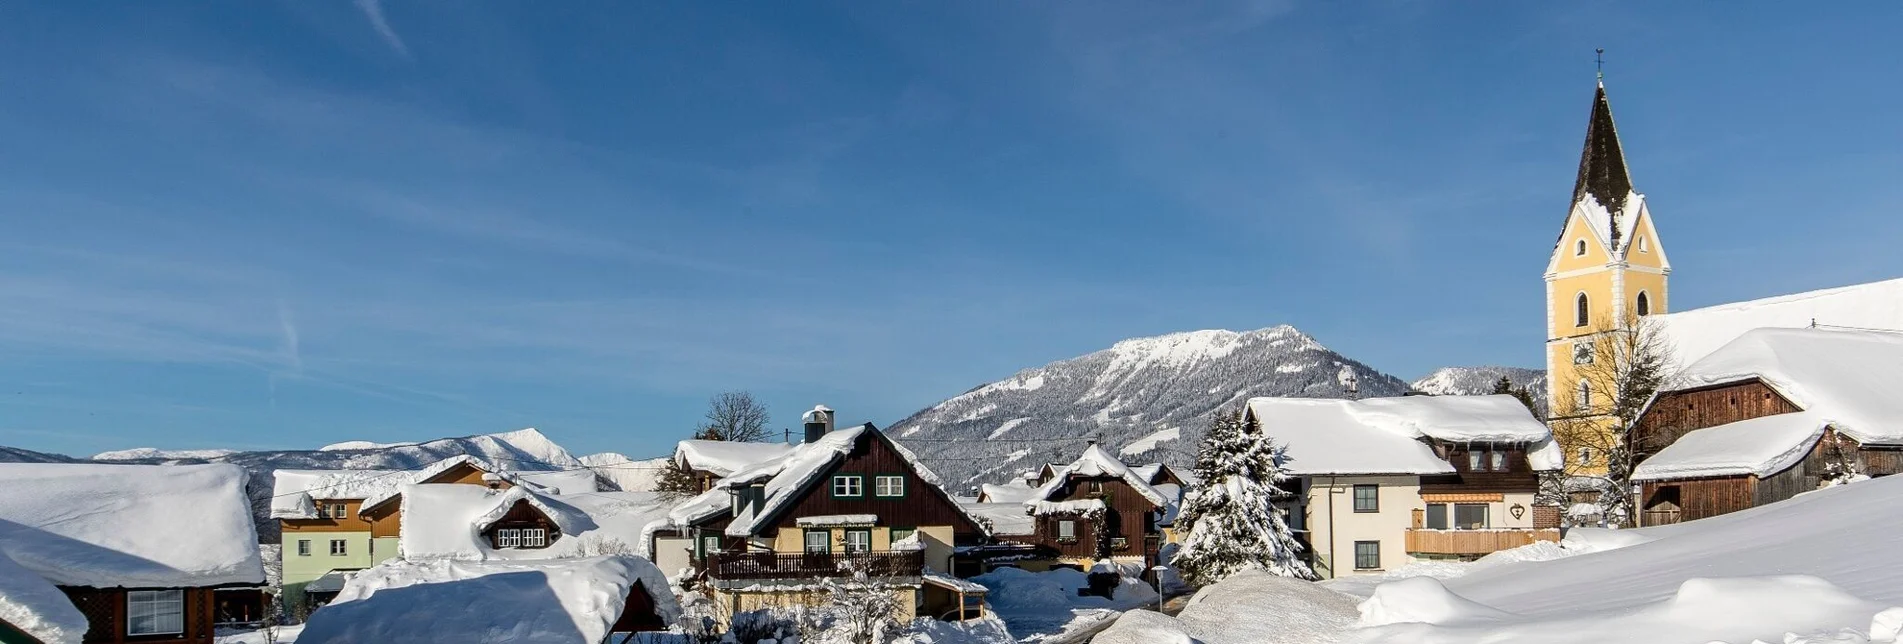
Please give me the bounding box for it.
[1403,528,1560,556]
[704,551,925,588]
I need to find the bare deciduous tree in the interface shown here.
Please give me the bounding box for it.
[695,391,772,443]
[1549,311,1675,527]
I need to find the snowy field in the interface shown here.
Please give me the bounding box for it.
[1099,474,1903,644]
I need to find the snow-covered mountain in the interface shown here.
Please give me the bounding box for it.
[1410,366,1546,396]
[93,447,241,461]
[888,326,1410,492]
[578,452,669,493]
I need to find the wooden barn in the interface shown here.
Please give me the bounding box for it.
[1630,328,1903,526]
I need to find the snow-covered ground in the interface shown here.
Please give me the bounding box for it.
[970,567,1159,642]
[1103,474,1903,644]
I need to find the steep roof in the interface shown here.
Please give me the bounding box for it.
[398,484,672,561]
[1029,444,1171,507]
[1243,395,1562,476]
[718,424,987,538]
[1653,327,1903,445]
[0,463,266,588]
[1651,278,1903,367]
[1574,82,1634,232]
[296,556,679,644]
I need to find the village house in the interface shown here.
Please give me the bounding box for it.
[1008,445,1184,575]
[647,406,992,624]
[270,455,598,611]
[1243,395,1564,579]
[673,439,795,493]
[0,463,267,644]
[1630,328,1903,526]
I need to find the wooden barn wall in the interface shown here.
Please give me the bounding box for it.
[1633,381,1800,461]
[1641,476,1757,524]
[1049,478,1160,545]
[1032,514,1103,559]
[766,432,980,542]
[1419,443,1539,494]
[63,587,219,644]
[1861,447,1903,477]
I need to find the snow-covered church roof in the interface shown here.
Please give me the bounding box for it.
[296,556,679,644]
[1651,277,1903,368]
[1651,327,1903,447]
[1244,395,1562,476]
[399,483,673,561]
[0,463,266,589]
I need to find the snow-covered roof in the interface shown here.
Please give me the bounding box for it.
[399,484,672,561]
[0,551,87,644]
[1652,278,1903,368]
[1028,499,1107,516]
[959,502,1036,536]
[1661,327,1903,445]
[1631,413,1830,481]
[977,482,1041,504]
[0,463,265,588]
[1243,395,1559,476]
[719,424,987,538]
[273,455,601,520]
[296,556,679,644]
[1029,444,1171,507]
[673,440,795,478]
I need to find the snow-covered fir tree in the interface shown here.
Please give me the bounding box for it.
[1171,408,1315,586]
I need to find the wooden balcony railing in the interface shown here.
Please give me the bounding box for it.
[1404,528,1560,555]
[707,551,924,581]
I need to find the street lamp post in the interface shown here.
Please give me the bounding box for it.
[1150,565,1169,612]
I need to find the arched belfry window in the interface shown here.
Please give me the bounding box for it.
[1575,293,1590,327]
[1575,239,1587,256]
[1636,291,1651,316]
[1576,380,1592,412]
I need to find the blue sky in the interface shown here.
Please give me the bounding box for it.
[3,2,1900,458]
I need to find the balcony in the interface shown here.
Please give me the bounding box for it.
[1404,528,1560,556]
[706,551,924,587]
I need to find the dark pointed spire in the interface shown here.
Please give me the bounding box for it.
[1573,79,1634,244]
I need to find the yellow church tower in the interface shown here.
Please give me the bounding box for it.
[1544,77,1671,477]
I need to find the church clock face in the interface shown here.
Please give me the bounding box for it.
[1573,340,1596,365]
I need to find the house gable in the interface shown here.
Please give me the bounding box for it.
[480,498,563,551]
[761,429,981,539]
[1631,378,1802,464]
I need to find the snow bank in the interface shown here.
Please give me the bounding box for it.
[0,551,87,644]
[1357,576,1513,626]
[1169,570,1359,643]
[0,463,264,588]
[1632,411,1829,480]
[1094,610,1203,644]
[1655,327,1903,445]
[297,556,677,644]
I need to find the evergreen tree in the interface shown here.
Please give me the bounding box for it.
[654,457,700,501]
[1171,408,1315,586]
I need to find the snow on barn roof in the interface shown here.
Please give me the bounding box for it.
[1029,444,1171,507]
[0,463,265,588]
[1243,395,1561,476]
[1663,327,1903,445]
[1652,277,1903,367]
[1631,412,1830,481]
[0,551,88,644]
[296,556,679,644]
[399,484,672,561]
[673,439,796,478]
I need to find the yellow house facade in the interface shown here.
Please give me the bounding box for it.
[1544,80,1671,477]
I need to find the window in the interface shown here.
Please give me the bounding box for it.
[804,530,830,554]
[844,529,872,554]
[1425,503,1449,530]
[330,503,346,519]
[1057,520,1076,542]
[127,590,184,636]
[297,539,311,557]
[1576,380,1592,412]
[1575,293,1590,327]
[1578,447,1594,463]
[498,529,519,548]
[1575,239,1587,256]
[1466,451,1483,471]
[329,539,347,556]
[875,475,905,498]
[496,528,547,549]
[1454,504,1489,530]
[1638,236,1649,253]
[1489,451,1506,472]
[1353,541,1381,570]
[702,536,722,556]
[890,527,916,543]
[1636,291,1651,316]
[831,475,864,498]
[1088,480,1104,494]
[1352,485,1379,512]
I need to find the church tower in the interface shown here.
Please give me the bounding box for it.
[1544,78,1671,476]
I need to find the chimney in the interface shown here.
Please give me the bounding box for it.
[802,405,835,443]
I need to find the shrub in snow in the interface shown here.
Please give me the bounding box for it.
[799,577,907,644]
[1171,409,1315,586]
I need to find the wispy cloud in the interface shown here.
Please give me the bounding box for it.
[354,0,412,59]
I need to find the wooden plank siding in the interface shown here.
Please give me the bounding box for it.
[1631,380,1801,462]
[1418,444,1539,495]
[1028,476,1164,564]
[1404,528,1560,555]
[62,587,220,644]
[1639,476,1756,525]
[764,431,982,545]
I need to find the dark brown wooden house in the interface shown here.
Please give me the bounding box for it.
[1628,328,1903,526]
[1020,444,1174,571]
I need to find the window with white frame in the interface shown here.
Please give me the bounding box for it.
[1489,451,1506,471]
[804,530,830,553]
[330,503,347,519]
[329,539,347,556]
[702,536,722,556]
[297,539,311,557]
[844,529,872,554]
[494,528,549,549]
[831,475,863,498]
[1576,380,1592,412]
[127,589,184,636]
[875,475,905,497]
[1057,520,1076,541]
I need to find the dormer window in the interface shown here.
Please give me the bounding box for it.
[1575,239,1587,256]
[495,528,547,549]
